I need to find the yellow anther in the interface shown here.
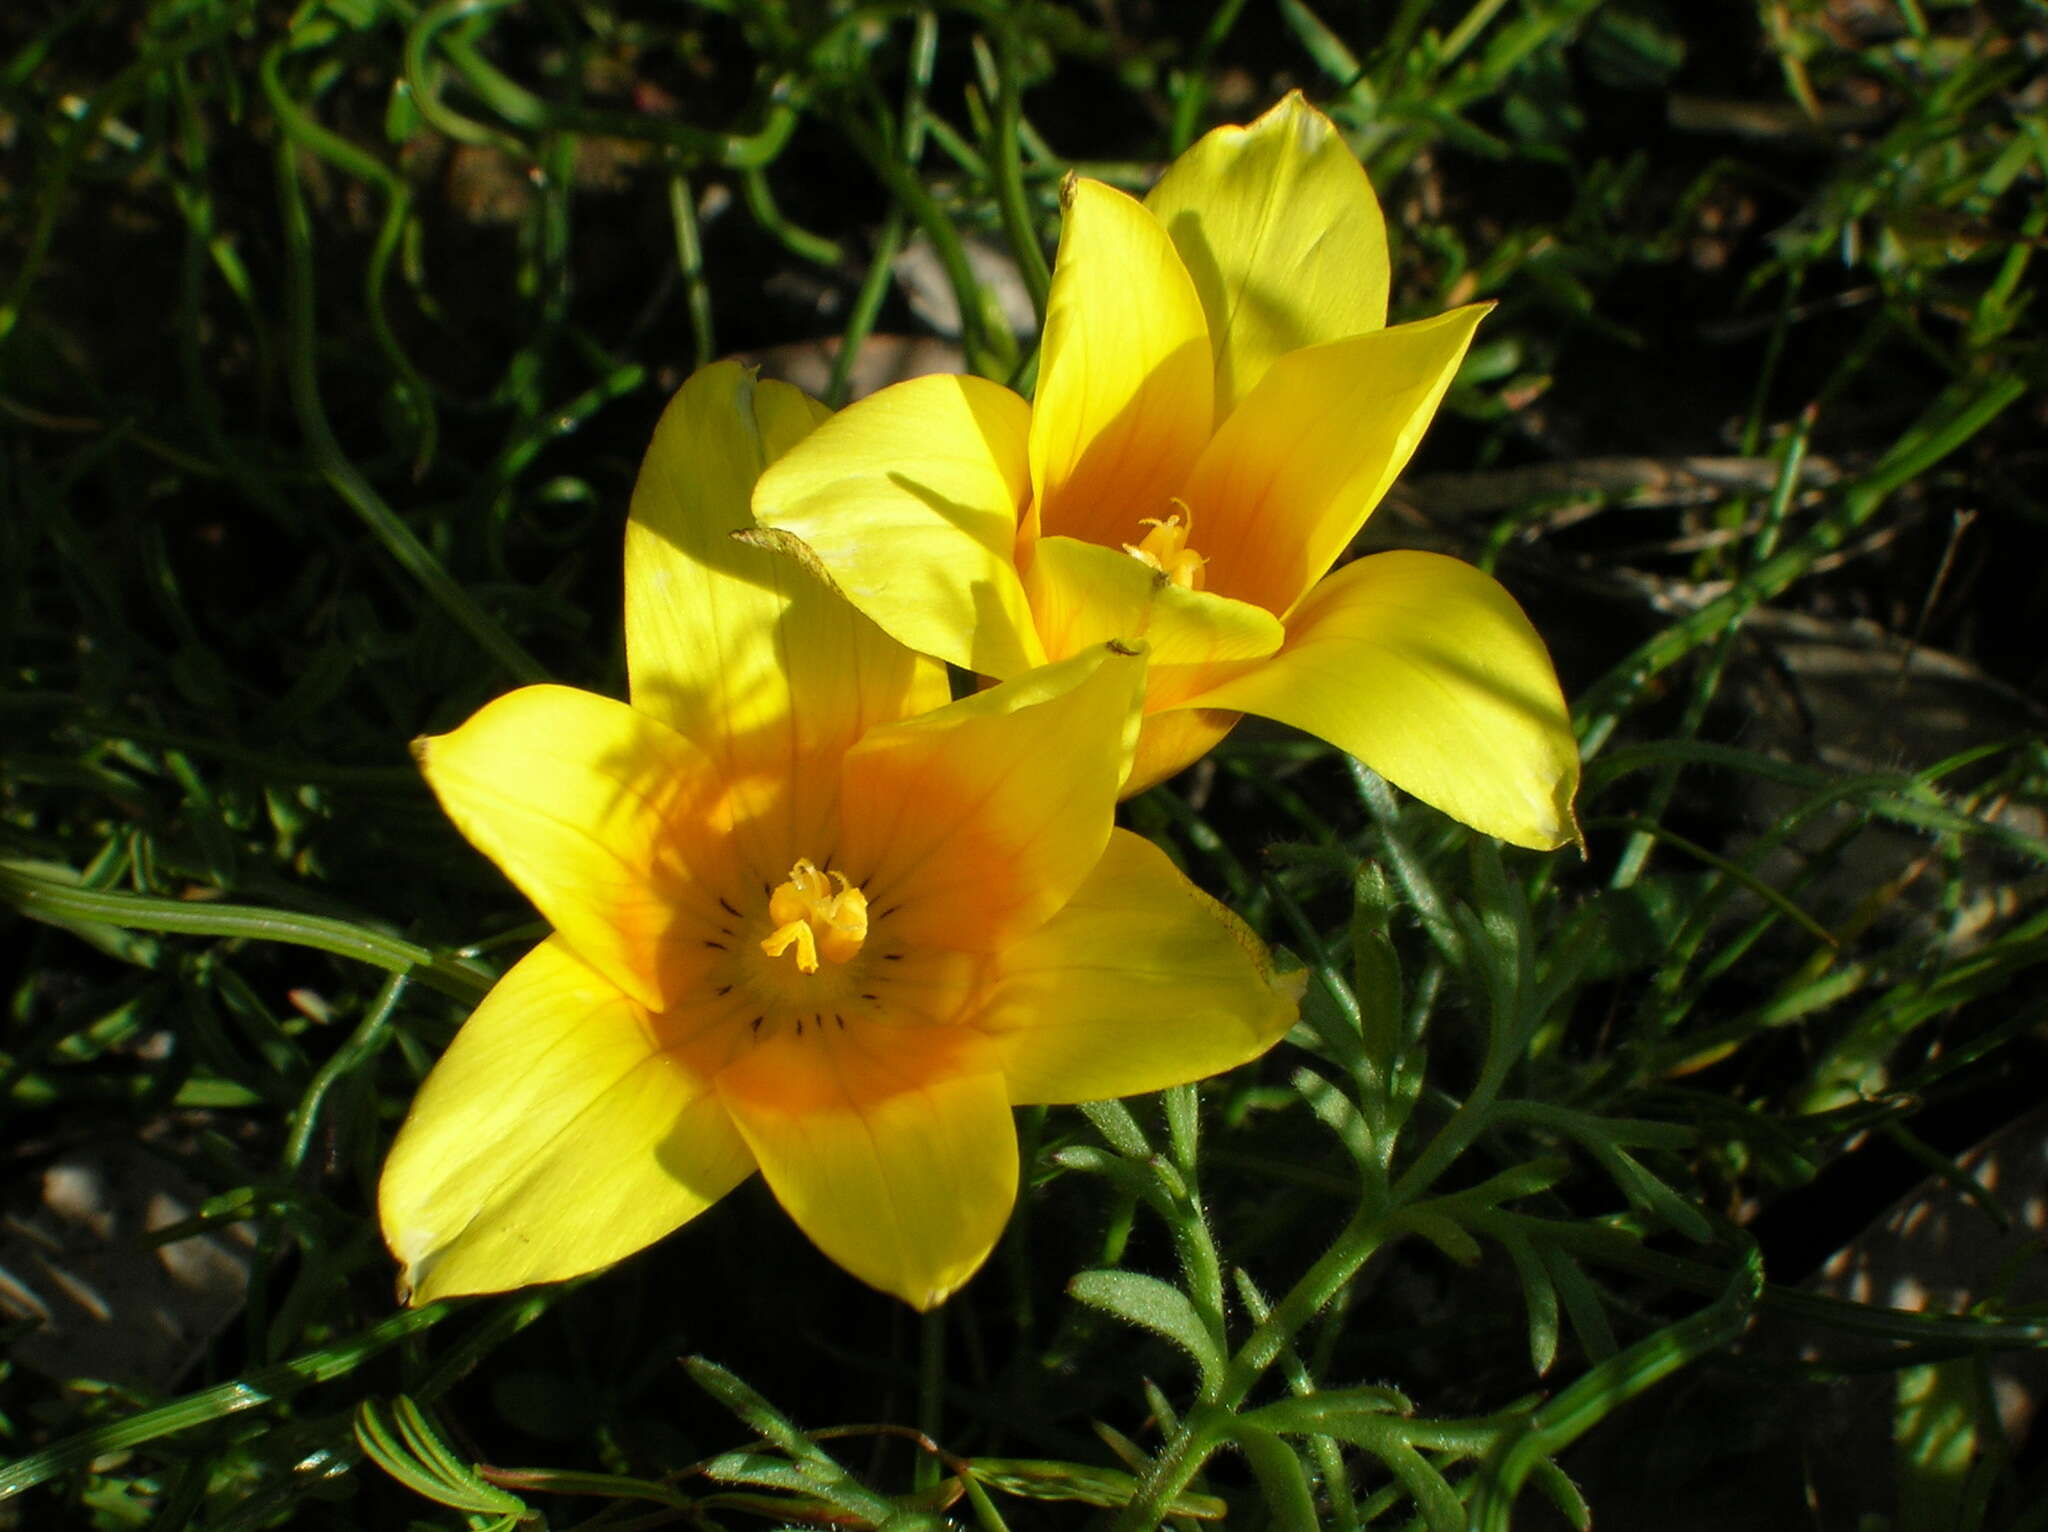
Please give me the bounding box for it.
[760,859,869,974]
[1122,502,1207,591]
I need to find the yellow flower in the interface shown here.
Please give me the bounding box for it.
[378,363,1299,1311]
[751,94,1579,849]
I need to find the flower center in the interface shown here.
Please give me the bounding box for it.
[759,858,869,974]
[1123,501,1207,591]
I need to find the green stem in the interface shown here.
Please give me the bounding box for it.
[0,862,492,1002]
[269,116,545,686]
[259,23,439,470]
[740,164,845,266]
[837,107,1015,378]
[1113,1202,1391,1530]
[915,1308,946,1491]
[1168,0,1254,151]
[281,972,410,1174]
[668,167,717,370]
[826,6,939,407]
[427,4,801,167]
[989,31,1051,322]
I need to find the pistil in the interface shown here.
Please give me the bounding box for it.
[1123,501,1207,591]
[760,859,869,974]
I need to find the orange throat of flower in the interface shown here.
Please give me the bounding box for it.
[686,854,967,1055]
[1123,503,1207,591]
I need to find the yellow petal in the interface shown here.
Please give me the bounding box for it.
[379,938,754,1303]
[1144,92,1390,419]
[838,643,1142,955]
[715,1021,1015,1309]
[1019,534,1159,664]
[414,685,734,1011]
[1021,534,1283,672]
[1015,536,1279,794]
[1123,707,1243,799]
[626,362,948,861]
[750,373,1045,678]
[1179,304,1489,617]
[1185,551,1581,849]
[977,829,1298,1102]
[1028,179,1214,551]
[1016,534,1276,794]
[1148,570,1285,695]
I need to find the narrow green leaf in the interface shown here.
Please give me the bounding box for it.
[684,1365,895,1524]
[1163,1082,1200,1173]
[683,1360,822,1465]
[1141,1379,1182,1438]
[1543,1245,1617,1362]
[1345,1422,1466,1532]
[1350,862,1405,1073]
[1292,1065,1372,1166]
[698,1451,897,1525]
[1496,1230,1560,1376]
[1529,1456,1592,1530]
[355,1399,460,1505]
[968,1458,1225,1520]
[1079,1098,1153,1158]
[1394,1207,1483,1265]
[955,1469,1014,1532]
[1231,1423,1320,1532]
[1067,1270,1225,1387]
[1597,1143,1714,1244]
[1242,1386,1418,1437]
[396,1398,515,1508]
[1049,1145,1181,1225]
[353,1398,526,1516]
[1277,0,1364,86]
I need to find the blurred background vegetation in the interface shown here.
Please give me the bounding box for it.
[2,1,2045,1527]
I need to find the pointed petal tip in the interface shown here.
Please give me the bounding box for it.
[865,1243,994,1312]
[1226,88,1331,142]
[1184,553,1578,849]
[904,1271,973,1312]
[1481,761,1582,853]
[716,1029,1016,1315]
[1262,89,1325,134]
[383,1222,442,1306]
[1032,176,1215,551]
[1504,756,1584,854]
[1151,87,1389,412]
[1535,790,1587,857]
[980,831,1297,1105]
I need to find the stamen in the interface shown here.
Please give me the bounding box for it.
[1122,500,1207,591]
[760,857,870,974]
